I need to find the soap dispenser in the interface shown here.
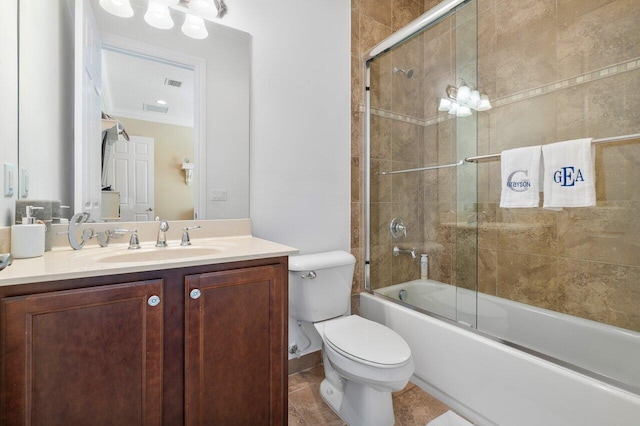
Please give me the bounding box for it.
[11,206,46,259]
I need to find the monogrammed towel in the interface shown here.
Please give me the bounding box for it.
[500,145,542,208]
[542,138,595,209]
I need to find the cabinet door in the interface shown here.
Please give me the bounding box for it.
[185,265,286,425]
[1,280,164,426]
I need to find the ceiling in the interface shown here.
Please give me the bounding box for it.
[101,48,195,127]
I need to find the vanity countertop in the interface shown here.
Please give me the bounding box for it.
[0,235,298,287]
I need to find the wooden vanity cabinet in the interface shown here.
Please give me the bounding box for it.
[0,257,288,426]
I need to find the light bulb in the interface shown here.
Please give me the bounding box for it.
[448,102,458,115]
[469,90,481,109]
[182,14,208,39]
[99,0,133,18]
[457,85,471,103]
[476,94,492,111]
[438,98,452,112]
[144,1,174,29]
[457,105,472,117]
[190,0,219,16]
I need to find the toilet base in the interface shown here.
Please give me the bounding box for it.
[319,378,395,426]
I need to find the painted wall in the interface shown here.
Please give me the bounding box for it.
[115,117,194,221]
[0,0,18,229]
[221,0,352,255]
[19,0,75,210]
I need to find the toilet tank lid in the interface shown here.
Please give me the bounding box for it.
[289,250,355,271]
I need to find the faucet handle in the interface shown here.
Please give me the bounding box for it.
[389,218,407,238]
[110,228,140,249]
[181,225,202,246]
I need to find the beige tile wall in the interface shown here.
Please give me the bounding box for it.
[351,0,428,304]
[352,0,640,332]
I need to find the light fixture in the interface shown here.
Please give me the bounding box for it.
[99,0,227,40]
[476,94,492,111]
[181,13,208,39]
[439,84,492,117]
[190,0,217,16]
[456,105,472,117]
[457,85,471,103]
[156,99,167,105]
[438,98,452,112]
[144,1,174,29]
[182,158,195,185]
[99,0,134,18]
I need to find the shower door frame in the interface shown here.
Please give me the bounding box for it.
[363,0,469,292]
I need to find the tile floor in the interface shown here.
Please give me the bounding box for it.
[288,365,451,425]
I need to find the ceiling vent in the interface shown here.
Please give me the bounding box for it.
[164,78,183,88]
[143,103,169,113]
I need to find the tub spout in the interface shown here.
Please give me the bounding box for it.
[393,246,416,258]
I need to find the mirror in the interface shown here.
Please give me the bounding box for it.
[18,0,250,221]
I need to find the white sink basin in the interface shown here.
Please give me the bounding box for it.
[96,246,224,264]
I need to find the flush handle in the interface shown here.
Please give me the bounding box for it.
[301,271,317,279]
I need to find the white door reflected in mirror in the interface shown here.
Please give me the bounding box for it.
[106,136,155,222]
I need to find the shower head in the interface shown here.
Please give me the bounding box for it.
[393,67,414,79]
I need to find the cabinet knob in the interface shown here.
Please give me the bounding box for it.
[190,289,201,300]
[148,295,161,307]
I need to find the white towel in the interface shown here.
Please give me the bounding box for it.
[542,138,595,209]
[427,410,474,426]
[499,146,542,208]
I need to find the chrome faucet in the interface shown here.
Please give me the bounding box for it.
[156,218,169,247]
[393,245,416,258]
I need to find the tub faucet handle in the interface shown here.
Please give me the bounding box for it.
[390,218,407,238]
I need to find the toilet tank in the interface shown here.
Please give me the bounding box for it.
[289,250,356,323]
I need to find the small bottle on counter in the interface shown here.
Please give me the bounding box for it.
[420,254,429,280]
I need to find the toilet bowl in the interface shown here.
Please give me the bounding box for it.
[288,251,414,426]
[314,315,414,426]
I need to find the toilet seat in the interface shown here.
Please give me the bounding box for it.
[321,316,411,368]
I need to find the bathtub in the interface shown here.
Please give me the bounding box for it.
[361,280,640,425]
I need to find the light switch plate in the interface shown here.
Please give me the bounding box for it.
[3,163,14,197]
[210,189,228,201]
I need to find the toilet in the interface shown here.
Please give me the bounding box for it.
[289,250,414,426]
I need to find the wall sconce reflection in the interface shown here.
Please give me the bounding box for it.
[438,84,492,117]
[181,158,194,185]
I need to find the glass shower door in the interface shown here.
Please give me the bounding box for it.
[366,0,480,327]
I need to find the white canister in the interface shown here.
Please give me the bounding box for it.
[11,224,46,259]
